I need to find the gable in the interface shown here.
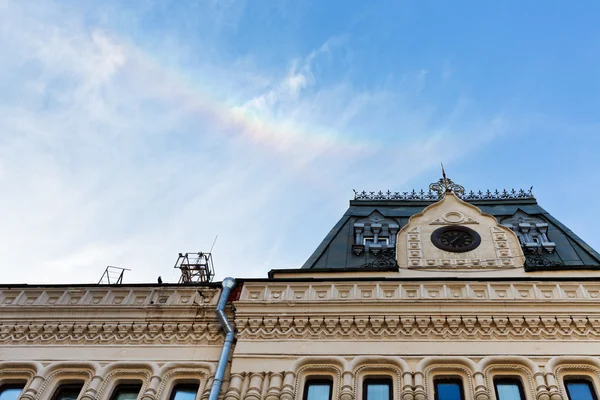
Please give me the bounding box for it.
[397,192,524,270]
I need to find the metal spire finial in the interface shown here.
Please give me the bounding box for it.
[441,163,450,192]
[429,164,465,197]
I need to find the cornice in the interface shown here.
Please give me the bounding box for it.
[0,320,225,346]
[0,287,219,309]
[235,314,600,341]
[238,281,600,303]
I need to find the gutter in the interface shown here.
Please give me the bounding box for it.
[208,277,236,400]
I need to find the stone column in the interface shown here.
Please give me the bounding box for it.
[473,372,490,400]
[141,375,162,400]
[280,372,296,400]
[340,371,354,400]
[80,375,104,400]
[242,373,265,400]
[264,372,282,400]
[20,375,45,400]
[224,374,244,400]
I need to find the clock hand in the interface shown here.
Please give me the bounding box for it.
[449,236,460,245]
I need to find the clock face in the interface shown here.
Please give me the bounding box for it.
[431,226,481,253]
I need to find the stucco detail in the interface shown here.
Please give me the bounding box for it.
[397,192,525,269]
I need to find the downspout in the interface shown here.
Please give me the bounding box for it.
[208,277,236,400]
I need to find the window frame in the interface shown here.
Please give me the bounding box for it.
[302,379,333,400]
[51,383,84,400]
[109,384,143,400]
[362,377,393,400]
[168,383,199,400]
[564,379,598,400]
[493,378,526,400]
[433,378,465,400]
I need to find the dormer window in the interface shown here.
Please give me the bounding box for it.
[352,211,400,256]
[501,211,556,253]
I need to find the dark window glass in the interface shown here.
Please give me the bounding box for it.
[169,384,199,400]
[110,385,142,400]
[0,385,24,400]
[363,378,392,400]
[303,380,332,400]
[434,379,464,400]
[494,379,525,400]
[52,384,84,400]
[566,380,597,400]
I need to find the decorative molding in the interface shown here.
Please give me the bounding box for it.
[295,364,341,400]
[354,364,403,400]
[430,212,479,225]
[156,368,210,400]
[97,369,151,399]
[238,282,600,302]
[0,321,223,345]
[424,365,474,400]
[352,188,535,201]
[554,364,600,400]
[483,365,536,400]
[235,314,600,341]
[0,288,219,308]
[36,368,93,400]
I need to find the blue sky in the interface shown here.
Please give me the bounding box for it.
[1,0,599,283]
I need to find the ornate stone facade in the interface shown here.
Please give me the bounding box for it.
[2,185,600,400]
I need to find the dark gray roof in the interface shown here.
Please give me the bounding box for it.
[301,197,600,271]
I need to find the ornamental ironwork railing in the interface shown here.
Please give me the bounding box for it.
[353,188,535,201]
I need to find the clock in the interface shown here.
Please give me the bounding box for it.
[431,226,481,253]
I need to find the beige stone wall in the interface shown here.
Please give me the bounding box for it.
[0,286,225,400]
[3,280,600,400]
[397,193,525,270]
[226,279,600,400]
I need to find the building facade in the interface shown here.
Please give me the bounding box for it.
[2,176,600,400]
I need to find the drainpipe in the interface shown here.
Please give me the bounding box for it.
[208,277,236,400]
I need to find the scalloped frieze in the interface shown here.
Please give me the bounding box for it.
[238,282,598,302]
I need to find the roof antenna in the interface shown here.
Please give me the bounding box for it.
[209,234,219,254]
[174,235,219,284]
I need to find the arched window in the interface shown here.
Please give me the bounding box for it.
[434,378,464,400]
[0,385,25,400]
[565,380,598,400]
[494,378,525,400]
[52,383,84,400]
[363,378,392,400]
[169,384,199,400]
[110,384,142,400]
[303,379,332,400]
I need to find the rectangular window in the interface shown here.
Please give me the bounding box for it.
[0,385,25,400]
[169,384,199,400]
[363,378,393,400]
[52,384,84,400]
[565,380,598,400]
[303,380,332,400]
[494,379,525,400]
[434,379,464,400]
[363,237,389,246]
[110,385,142,400]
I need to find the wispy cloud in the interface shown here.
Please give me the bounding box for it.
[0,1,504,283]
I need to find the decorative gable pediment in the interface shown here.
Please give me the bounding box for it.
[397,192,525,269]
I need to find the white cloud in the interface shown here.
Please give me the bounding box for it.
[0,1,504,284]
